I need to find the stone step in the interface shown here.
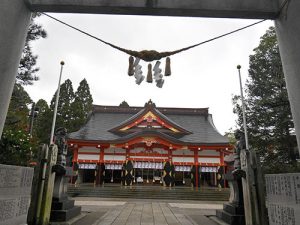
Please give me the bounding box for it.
[67,186,230,201]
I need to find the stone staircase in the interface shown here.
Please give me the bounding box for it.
[67,185,230,201]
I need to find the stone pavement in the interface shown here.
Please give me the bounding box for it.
[71,198,225,225]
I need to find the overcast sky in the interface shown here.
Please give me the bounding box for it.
[25,13,273,135]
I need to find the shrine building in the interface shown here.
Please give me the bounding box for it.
[67,100,233,187]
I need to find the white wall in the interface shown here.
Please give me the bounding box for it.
[78,146,100,153]
[199,150,220,156]
[78,154,99,160]
[104,155,126,161]
[105,148,126,153]
[198,157,220,164]
[172,157,194,163]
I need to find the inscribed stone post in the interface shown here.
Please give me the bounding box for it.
[0,164,34,225]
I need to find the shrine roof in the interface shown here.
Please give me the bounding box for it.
[67,101,229,145]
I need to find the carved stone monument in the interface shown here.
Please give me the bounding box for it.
[217,129,268,225]
[0,164,34,225]
[216,132,245,225]
[265,173,300,225]
[50,128,81,223]
[237,131,267,225]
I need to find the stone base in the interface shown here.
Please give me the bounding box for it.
[52,199,75,210]
[50,198,81,222]
[50,213,86,225]
[216,203,245,225]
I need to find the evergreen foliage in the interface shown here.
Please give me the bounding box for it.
[17,13,47,85]
[71,79,93,131]
[0,84,38,165]
[50,79,75,130]
[0,14,46,165]
[0,129,36,166]
[4,84,32,127]
[232,27,299,173]
[35,78,93,143]
[119,100,129,107]
[34,99,52,144]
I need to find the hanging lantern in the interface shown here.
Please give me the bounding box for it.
[164,57,171,76]
[128,56,134,76]
[146,63,153,83]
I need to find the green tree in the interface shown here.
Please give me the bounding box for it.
[17,13,47,85]
[0,85,38,165]
[0,129,36,166]
[232,27,298,173]
[34,99,52,144]
[4,84,32,128]
[70,79,93,131]
[50,79,75,130]
[33,79,93,144]
[119,100,129,107]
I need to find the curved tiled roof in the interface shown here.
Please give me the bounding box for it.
[68,103,229,145]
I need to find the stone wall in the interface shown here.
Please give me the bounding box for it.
[0,164,33,225]
[265,173,300,225]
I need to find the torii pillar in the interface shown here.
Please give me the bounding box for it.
[0,0,32,136]
[275,0,300,151]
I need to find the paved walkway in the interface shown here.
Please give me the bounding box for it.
[72,198,225,225]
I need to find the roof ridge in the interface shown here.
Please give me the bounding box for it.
[92,104,208,115]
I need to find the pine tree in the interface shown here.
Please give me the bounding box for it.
[70,79,93,131]
[232,27,298,173]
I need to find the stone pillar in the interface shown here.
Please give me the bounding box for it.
[0,0,31,136]
[216,155,245,225]
[0,164,34,225]
[275,0,300,154]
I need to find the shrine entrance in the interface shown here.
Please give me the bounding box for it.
[68,101,231,188]
[1,1,300,161]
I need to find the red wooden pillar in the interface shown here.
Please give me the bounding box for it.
[220,151,224,187]
[194,148,199,187]
[98,147,105,185]
[100,147,104,162]
[126,148,130,160]
[74,145,79,162]
[220,151,224,165]
[168,148,172,161]
[72,145,79,185]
